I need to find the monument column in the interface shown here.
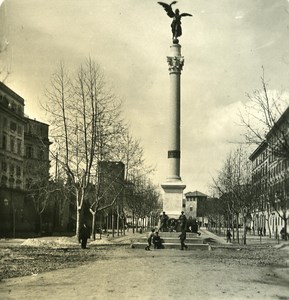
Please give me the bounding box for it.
[157,1,192,220]
[161,43,186,219]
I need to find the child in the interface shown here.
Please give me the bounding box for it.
[145,228,155,251]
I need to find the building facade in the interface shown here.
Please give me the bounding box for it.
[249,107,289,238]
[0,82,51,237]
[184,190,208,224]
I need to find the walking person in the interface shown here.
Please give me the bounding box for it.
[145,228,155,251]
[79,223,90,249]
[179,228,188,250]
[226,229,232,243]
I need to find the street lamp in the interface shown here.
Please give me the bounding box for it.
[3,198,15,238]
[3,199,9,237]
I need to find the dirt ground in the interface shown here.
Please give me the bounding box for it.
[0,233,289,300]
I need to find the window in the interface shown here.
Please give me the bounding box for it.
[2,135,7,149]
[10,121,17,132]
[17,140,22,155]
[10,164,15,174]
[10,137,15,153]
[1,175,8,187]
[17,125,22,135]
[1,161,7,172]
[25,123,31,134]
[26,146,33,158]
[11,102,17,111]
[38,148,44,160]
[3,117,7,129]
[17,105,23,116]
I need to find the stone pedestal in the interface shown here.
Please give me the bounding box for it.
[161,182,186,219]
[161,43,186,218]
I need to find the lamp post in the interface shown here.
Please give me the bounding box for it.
[3,195,16,238]
[4,198,9,237]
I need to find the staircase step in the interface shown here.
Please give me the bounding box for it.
[155,232,201,238]
[131,242,210,250]
[132,237,203,244]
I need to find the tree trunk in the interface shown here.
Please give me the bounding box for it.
[39,213,43,236]
[243,216,247,245]
[284,213,288,241]
[117,212,120,236]
[267,215,271,238]
[232,212,235,241]
[106,214,109,235]
[91,211,96,240]
[132,211,135,234]
[112,213,115,237]
[123,217,125,235]
[236,213,240,244]
[76,206,81,240]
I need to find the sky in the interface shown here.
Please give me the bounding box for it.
[1,0,289,195]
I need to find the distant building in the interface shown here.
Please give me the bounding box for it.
[184,190,207,222]
[79,161,125,232]
[0,82,51,237]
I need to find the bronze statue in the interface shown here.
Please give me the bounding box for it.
[158,1,192,44]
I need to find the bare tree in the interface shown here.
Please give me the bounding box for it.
[127,175,160,231]
[88,161,125,239]
[44,59,124,238]
[113,129,153,232]
[0,1,10,82]
[212,146,257,244]
[240,70,289,240]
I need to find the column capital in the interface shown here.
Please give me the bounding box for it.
[167,56,184,74]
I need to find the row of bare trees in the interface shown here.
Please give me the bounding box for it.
[212,146,257,244]
[211,71,289,242]
[32,58,161,238]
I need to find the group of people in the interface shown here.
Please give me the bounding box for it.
[159,211,187,232]
[145,228,164,250]
[146,211,199,251]
[159,210,201,234]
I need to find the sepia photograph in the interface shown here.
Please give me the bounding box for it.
[0,0,289,299]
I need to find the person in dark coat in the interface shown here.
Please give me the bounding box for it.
[159,211,169,232]
[226,229,232,243]
[178,211,187,231]
[152,231,163,249]
[178,228,188,250]
[79,224,90,249]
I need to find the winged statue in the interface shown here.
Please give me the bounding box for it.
[158,1,192,44]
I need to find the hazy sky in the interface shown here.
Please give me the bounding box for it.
[2,0,289,195]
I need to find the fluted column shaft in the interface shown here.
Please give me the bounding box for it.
[166,44,184,182]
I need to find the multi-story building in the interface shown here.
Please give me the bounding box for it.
[0,82,51,237]
[249,106,289,238]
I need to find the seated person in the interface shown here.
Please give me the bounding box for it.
[152,231,163,249]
